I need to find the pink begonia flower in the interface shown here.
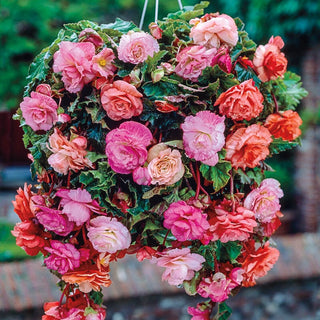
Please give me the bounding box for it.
[53,41,96,93]
[36,206,74,236]
[87,216,131,253]
[44,240,81,275]
[35,84,52,96]
[211,45,232,73]
[209,199,257,243]
[153,247,205,286]
[181,111,225,166]
[149,22,163,39]
[132,166,151,185]
[175,45,217,82]
[57,113,71,123]
[105,121,153,174]
[92,47,116,78]
[20,91,58,131]
[100,80,143,121]
[79,28,104,48]
[244,178,284,223]
[197,268,244,302]
[253,36,287,82]
[48,128,93,175]
[43,301,83,320]
[190,13,238,49]
[118,31,159,64]
[56,188,102,226]
[146,143,184,186]
[163,201,210,242]
[188,305,210,320]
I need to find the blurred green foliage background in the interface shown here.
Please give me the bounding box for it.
[1,0,319,110]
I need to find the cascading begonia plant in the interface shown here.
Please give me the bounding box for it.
[12,2,307,319]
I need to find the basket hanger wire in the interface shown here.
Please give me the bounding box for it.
[139,0,183,29]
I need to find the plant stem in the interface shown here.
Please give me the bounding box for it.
[271,91,279,113]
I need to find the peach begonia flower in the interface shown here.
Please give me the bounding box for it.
[208,199,257,243]
[11,220,48,256]
[100,80,143,121]
[20,91,58,131]
[12,183,35,221]
[190,13,238,49]
[118,31,159,64]
[175,45,217,82]
[62,265,112,293]
[163,200,210,242]
[241,241,280,287]
[105,121,153,174]
[264,110,302,141]
[253,36,287,82]
[147,144,185,186]
[181,110,225,166]
[53,41,96,93]
[48,128,93,175]
[215,79,264,122]
[225,124,272,169]
[244,178,283,223]
[154,247,205,286]
[87,216,131,254]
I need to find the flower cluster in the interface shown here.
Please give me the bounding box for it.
[13,3,306,319]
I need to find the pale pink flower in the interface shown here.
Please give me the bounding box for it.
[44,240,81,274]
[100,80,143,121]
[92,47,116,78]
[147,145,185,185]
[79,28,104,48]
[244,178,283,223]
[87,216,131,253]
[181,111,225,166]
[209,199,257,243]
[55,188,102,226]
[36,206,74,236]
[163,201,210,242]
[57,113,71,123]
[118,31,159,64]
[48,128,93,175]
[197,268,244,302]
[132,166,151,185]
[175,45,217,82]
[190,13,238,49]
[154,248,205,286]
[53,41,96,93]
[105,121,153,174]
[20,91,58,131]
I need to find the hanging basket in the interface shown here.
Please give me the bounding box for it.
[12,1,306,319]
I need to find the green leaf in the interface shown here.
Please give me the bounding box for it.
[269,138,300,155]
[86,151,107,163]
[100,18,138,33]
[200,161,232,192]
[274,71,308,110]
[142,80,179,100]
[197,245,215,270]
[236,167,264,185]
[84,307,98,317]
[89,290,103,306]
[145,50,168,73]
[215,302,232,320]
[183,271,202,296]
[221,242,242,263]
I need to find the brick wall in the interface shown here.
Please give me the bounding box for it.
[295,45,320,232]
